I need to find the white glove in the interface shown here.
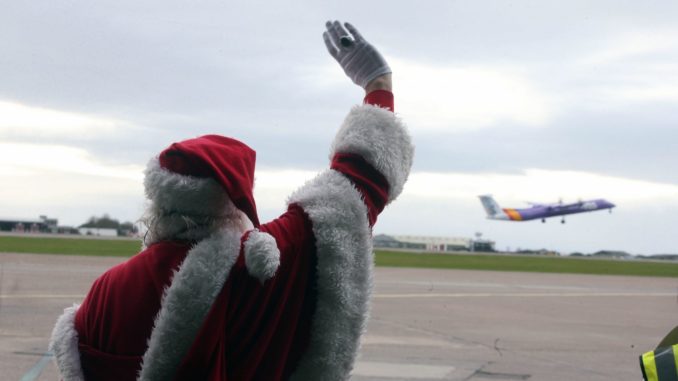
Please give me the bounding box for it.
[323,21,392,88]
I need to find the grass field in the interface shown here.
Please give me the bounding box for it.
[375,250,678,278]
[1,235,677,277]
[0,236,140,257]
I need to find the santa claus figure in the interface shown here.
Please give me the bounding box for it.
[50,21,413,381]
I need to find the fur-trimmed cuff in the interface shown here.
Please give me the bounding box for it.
[287,170,373,381]
[50,304,85,381]
[330,104,414,203]
[244,230,281,283]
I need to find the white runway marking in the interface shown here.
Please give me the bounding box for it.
[380,280,589,290]
[353,361,455,379]
[362,335,462,348]
[20,352,52,381]
[373,292,675,298]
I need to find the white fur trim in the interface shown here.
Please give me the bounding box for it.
[330,104,414,203]
[142,158,252,247]
[287,170,373,381]
[138,229,241,381]
[50,304,85,381]
[144,157,230,217]
[244,230,281,283]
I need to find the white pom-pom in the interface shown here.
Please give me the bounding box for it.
[244,230,280,283]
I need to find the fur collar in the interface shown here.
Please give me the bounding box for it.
[138,229,241,380]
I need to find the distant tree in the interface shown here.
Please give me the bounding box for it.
[80,215,140,236]
[592,250,631,258]
[80,214,120,229]
[517,248,560,256]
[118,221,139,236]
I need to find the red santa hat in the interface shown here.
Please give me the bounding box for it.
[159,134,261,227]
[158,134,279,282]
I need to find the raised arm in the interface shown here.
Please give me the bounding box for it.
[282,21,414,380]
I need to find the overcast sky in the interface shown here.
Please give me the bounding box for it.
[1,1,677,255]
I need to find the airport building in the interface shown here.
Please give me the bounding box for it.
[0,215,139,237]
[374,234,495,252]
[0,215,59,233]
[78,227,119,237]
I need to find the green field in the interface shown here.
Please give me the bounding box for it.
[375,250,678,278]
[1,236,677,277]
[0,236,140,257]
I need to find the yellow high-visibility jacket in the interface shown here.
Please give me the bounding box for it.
[641,344,678,381]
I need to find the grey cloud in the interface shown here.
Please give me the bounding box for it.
[412,103,677,185]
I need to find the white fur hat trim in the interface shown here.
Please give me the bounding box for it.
[244,230,281,283]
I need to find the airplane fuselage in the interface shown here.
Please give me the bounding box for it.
[495,199,615,221]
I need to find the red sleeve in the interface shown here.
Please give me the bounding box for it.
[364,89,394,112]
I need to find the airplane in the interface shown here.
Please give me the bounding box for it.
[479,195,615,223]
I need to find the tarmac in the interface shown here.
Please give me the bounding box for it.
[1,252,676,380]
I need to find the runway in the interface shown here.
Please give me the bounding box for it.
[1,253,676,380]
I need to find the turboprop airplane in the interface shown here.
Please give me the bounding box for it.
[479,195,615,223]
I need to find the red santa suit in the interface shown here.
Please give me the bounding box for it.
[50,90,413,381]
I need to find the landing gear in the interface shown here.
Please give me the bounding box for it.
[541,218,546,223]
[561,218,566,224]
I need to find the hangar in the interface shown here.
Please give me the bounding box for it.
[374,234,495,252]
[0,215,58,233]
